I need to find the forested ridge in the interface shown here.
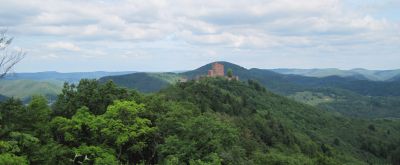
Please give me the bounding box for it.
[1,78,400,164]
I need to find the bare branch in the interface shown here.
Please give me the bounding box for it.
[0,30,25,78]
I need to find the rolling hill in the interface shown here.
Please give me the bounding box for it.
[0,79,63,102]
[0,71,136,102]
[99,72,181,93]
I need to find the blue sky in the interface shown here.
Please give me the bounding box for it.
[0,0,399,72]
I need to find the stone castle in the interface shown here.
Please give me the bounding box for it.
[207,62,239,80]
[208,62,225,77]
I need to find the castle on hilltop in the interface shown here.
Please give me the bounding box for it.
[207,62,239,80]
[208,62,225,77]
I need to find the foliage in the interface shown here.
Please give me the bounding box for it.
[227,68,233,78]
[1,78,400,164]
[52,79,139,117]
[0,153,28,165]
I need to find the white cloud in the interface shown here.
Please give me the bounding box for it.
[1,0,399,71]
[47,42,81,51]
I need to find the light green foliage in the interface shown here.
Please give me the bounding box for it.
[73,145,118,165]
[189,153,222,165]
[252,151,314,165]
[159,114,238,163]
[101,101,156,156]
[0,140,20,154]
[157,101,239,164]
[0,153,28,165]
[53,79,138,117]
[227,68,233,78]
[51,100,156,164]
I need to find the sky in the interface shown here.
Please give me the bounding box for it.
[0,0,399,72]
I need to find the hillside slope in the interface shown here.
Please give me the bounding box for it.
[0,80,63,100]
[159,78,400,164]
[98,72,181,93]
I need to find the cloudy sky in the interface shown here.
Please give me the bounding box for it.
[1,0,399,72]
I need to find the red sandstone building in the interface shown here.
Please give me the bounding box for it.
[208,62,225,77]
[203,62,239,80]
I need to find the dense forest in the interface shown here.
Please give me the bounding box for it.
[1,78,400,164]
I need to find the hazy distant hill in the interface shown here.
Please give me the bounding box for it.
[5,71,136,83]
[99,72,181,93]
[0,79,63,102]
[271,68,400,81]
[0,71,135,101]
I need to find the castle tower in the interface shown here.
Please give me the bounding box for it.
[208,62,224,77]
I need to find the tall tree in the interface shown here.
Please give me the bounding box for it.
[227,68,233,78]
[0,30,25,78]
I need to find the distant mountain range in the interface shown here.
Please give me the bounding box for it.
[270,68,400,81]
[4,71,136,83]
[100,62,400,96]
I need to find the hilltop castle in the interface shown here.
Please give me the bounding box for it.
[208,62,225,77]
[207,62,239,80]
